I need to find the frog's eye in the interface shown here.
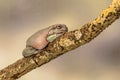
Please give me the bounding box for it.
[57,25,62,29]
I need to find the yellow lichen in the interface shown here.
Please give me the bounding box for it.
[74,30,82,40]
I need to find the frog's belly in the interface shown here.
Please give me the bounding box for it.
[32,38,48,49]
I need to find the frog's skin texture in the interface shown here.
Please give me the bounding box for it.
[22,24,68,57]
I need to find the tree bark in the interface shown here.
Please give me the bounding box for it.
[0,0,120,80]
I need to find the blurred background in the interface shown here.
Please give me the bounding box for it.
[0,0,120,80]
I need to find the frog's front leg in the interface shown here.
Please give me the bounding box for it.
[46,34,61,42]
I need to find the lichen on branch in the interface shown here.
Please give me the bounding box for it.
[0,0,120,80]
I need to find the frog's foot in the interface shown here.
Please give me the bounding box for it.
[22,47,39,57]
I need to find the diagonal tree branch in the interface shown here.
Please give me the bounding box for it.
[0,0,120,80]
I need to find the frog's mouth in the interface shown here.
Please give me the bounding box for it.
[56,29,68,34]
[57,30,65,34]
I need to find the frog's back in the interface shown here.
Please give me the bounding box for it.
[26,28,48,49]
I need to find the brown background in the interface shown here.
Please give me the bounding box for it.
[0,0,120,80]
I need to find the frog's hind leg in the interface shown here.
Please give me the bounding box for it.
[22,46,38,57]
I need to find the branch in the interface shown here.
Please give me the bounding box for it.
[0,0,120,80]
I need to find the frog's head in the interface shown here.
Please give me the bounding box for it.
[47,24,68,42]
